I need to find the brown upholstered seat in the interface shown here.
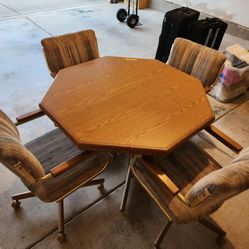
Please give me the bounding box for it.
[167,38,226,88]
[41,29,100,77]
[122,140,249,247]
[0,109,112,241]
[133,142,223,224]
[24,129,109,203]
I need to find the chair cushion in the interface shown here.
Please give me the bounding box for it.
[185,145,249,208]
[167,38,226,87]
[132,141,224,223]
[41,29,99,74]
[0,110,19,139]
[31,151,111,202]
[25,129,112,202]
[25,128,81,173]
[0,110,45,180]
[185,159,249,207]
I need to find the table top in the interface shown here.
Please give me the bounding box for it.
[40,56,214,155]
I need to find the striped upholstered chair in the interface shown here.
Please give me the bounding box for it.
[121,141,249,248]
[167,38,226,90]
[41,29,100,78]
[0,109,112,241]
[20,30,99,121]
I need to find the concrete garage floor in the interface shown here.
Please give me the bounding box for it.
[0,1,249,249]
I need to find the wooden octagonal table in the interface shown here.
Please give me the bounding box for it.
[40,56,214,155]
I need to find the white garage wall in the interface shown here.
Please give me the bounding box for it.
[167,0,249,28]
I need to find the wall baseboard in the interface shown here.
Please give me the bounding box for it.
[149,0,249,40]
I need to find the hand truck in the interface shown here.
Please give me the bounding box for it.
[116,0,140,28]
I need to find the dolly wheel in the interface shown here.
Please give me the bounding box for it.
[127,14,139,28]
[116,8,127,22]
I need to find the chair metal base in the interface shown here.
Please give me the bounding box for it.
[57,200,66,242]
[11,178,105,243]
[120,164,133,212]
[154,218,226,248]
[11,191,35,209]
[154,220,173,248]
[199,219,226,239]
[83,178,105,190]
[120,154,140,212]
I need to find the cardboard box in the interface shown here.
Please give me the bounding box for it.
[226,44,249,64]
[124,0,148,10]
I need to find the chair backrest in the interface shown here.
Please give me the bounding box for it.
[0,110,45,187]
[41,29,100,76]
[167,38,226,87]
[185,147,249,207]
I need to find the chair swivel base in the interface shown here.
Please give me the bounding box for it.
[83,178,105,190]
[11,200,21,209]
[199,219,226,246]
[154,218,226,248]
[57,232,66,242]
[11,191,35,209]
[10,178,105,243]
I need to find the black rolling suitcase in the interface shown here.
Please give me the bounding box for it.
[155,7,200,63]
[189,18,228,50]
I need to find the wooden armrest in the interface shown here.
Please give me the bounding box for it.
[142,158,179,194]
[15,109,44,125]
[50,152,91,177]
[205,124,243,153]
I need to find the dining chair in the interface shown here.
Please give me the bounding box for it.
[0,109,112,242]
[15,30,100,134]
[121,140,249,248]
[166,37,243,153]
[41,29,100,78]
[166,38,226,90]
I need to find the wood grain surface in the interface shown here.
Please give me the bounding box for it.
[15,108,44,125]
[40,56,214,154]
[205,125,243,153]
[212,99,249,149]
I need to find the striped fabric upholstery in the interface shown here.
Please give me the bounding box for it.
[25,129,110,202]
[0,109,112,203]
[31,150,110,202]
[186,147,249,207]
[167,38,226,87]
[132,141,249,223]
[41,29,100,76]
[25,129,81,173]
[0,110,45,182]
[0,110,19,139]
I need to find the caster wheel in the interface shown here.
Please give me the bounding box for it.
[127,14,139,28]
[57,233,66,242]
[216,236,226,246]
[116,8,127,22]
[97,183,104,191]
[11,200,21,209]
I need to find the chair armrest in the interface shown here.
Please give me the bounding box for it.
[205,124,243,153]
[50,152,91,177]
[50,151,113,177]
[15,109,44,126]
[142,158,179,194]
